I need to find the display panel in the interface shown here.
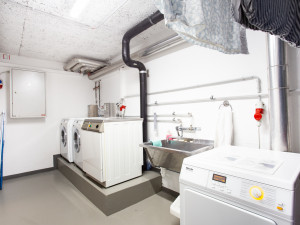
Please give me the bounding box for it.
[212,174,226,183]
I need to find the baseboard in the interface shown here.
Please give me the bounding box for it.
[53,154,61,169]
[3,154,61,180]
[3,167,55,180]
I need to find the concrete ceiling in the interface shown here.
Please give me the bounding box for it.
[0,0,175,63]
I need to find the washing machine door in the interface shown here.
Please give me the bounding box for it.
[61,126,67,147]
[182,189,277,225]
[73,128,81,154]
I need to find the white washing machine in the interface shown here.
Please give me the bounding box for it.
[72,118,85,169]
[60,118,75,162]
[81,118,143,187]
[180,146,300,225]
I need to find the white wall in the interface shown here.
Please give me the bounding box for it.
[99,30,300,192]
[100,30,269,149]
[0,55,95,176]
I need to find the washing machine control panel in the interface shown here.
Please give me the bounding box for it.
[82,120,104,133]
[205,170,293,217]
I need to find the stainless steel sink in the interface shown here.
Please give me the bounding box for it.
[140,139,214,173]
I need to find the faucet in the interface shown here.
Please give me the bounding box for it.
[175,124,201,137]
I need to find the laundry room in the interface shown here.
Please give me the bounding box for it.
[1,1,300,225]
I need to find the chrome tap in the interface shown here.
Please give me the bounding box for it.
[175,124,201,137]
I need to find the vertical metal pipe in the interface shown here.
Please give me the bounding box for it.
[98,81,101,114]
[139,71,148,141]
[267,35,289,151]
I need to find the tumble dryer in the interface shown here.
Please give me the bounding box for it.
[180,146,300,225]
[60,118,75,162]
[72,118,85,169]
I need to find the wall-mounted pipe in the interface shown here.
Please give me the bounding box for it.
[267,35,289,152]
[147,93,267,107]
[124,76,262,99]
[121,11,164,170]
[122,11,164,144]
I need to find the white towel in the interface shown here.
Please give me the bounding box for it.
[214,107,233,147]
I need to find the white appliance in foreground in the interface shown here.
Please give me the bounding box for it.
[72,118,85,169]
[180,146,300,225]
[60,118,75,162]
[81,118,143,187]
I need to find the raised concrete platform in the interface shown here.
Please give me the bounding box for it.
[57,157,162,215]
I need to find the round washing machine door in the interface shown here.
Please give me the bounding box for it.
[73,128,81,153]
[61,126,67,147]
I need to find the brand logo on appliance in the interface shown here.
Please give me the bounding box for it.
[186,167,193,172]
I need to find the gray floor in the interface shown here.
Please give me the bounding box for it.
[0,170,180,225]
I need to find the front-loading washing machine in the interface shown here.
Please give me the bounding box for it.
[72,118,85,170]
[60,118,75,162]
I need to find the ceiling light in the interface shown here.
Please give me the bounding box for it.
[70,0,90,19]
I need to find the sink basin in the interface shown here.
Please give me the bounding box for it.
[140,139,214,173]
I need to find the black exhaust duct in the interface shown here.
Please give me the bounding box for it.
[122,10,164,169]
[122,11,164,139]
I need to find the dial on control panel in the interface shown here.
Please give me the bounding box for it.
[249,186,264,200]
[251,188,262,198]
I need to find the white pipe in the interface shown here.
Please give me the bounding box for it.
[148,93,268,107]
[125,76,262,99]
[147,119,181,123]
[148,113,192,118]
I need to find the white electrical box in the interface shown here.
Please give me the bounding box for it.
[10,68,46,118]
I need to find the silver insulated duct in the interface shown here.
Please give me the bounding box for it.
[267,35,289,152]
[64,58,107,74]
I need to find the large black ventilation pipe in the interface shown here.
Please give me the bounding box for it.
[122,11,164,142]
[122,11,164,169]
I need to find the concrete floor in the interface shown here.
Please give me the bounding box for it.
[0,170,180,225]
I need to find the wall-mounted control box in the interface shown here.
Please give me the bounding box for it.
[10,68,46,118]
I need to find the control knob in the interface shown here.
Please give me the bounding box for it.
[249,186,264,200]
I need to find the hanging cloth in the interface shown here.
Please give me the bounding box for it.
[214,106,233,148]
[231,0,300,47]
[154,0,249,54]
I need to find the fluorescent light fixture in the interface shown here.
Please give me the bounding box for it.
[70,0,90,18]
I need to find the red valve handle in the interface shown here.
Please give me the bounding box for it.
[120,105,126,111]
[254,108,263,121]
